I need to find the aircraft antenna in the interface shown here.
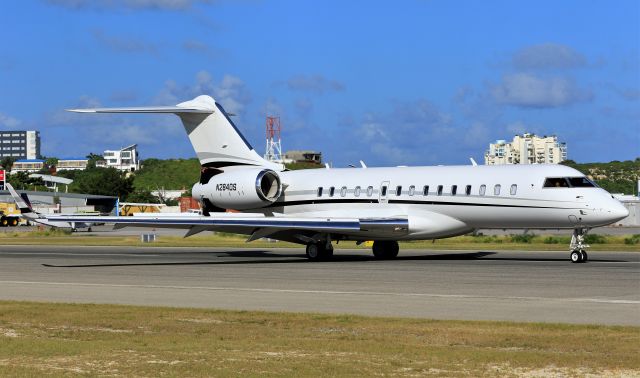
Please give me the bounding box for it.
[264,116,283,163]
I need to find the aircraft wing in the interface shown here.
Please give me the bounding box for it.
[6,183,407,242]
[42,213,409,241]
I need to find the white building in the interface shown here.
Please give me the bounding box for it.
[101,144,140,172]
[485,133,567,165]
[57,158,89,171]
[12,159,45,173]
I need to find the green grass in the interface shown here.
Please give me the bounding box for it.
[0,230,639,251]
[0,301,638,376]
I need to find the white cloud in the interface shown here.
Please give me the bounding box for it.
[354,99,456,165]
[491,73,593,108]
[45,0,215,11]
[92,30,158,54]
[155,71,251,114]
[285,74,345,94]
[0,113,21,128]
[505,121,528,135]
[463,122,489,146]
[512,43,586,70]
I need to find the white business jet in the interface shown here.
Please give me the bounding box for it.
[9,95,628,263]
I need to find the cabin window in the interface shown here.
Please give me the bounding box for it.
[437,185,443,196]
[451,185,457,196]
[381,186,387,196]
[423,185,429,196]
[367,186,374,196]
[494,184,501,196]
[510,184,517,195]
[317,187,323,197]
[329,186,335,197]
[543,177,570,188]
[354,186,361,197]
[396,186,402,196]
[465,185,471,195]
[409,185,415,196]
[479,185,486,196]
[340,186,347,197]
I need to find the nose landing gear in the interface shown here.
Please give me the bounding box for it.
[570,228,590,263]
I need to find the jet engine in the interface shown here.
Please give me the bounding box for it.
[192,168,282,210]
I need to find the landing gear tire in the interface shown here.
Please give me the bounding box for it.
[305,243,333,261]
[570,250,581,263]
[306,244,320,260]
[569,228,590,264]
[372,241,399,259]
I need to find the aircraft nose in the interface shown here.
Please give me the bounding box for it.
[605,199,629,223]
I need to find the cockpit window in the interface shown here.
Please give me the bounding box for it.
[544,177,597,188]
[567,177,596,188]
[543,177,570,188]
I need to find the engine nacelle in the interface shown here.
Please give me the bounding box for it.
[192,168,282,210]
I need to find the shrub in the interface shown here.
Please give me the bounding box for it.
[510,234,535,243]
[624,234,640,245]
[584,234,606,244]
[543,236,560,244]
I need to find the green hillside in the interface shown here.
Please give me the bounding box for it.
[133,158,200,191]
[561,158,640,194]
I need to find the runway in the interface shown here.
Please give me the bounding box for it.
[0,245,638,325]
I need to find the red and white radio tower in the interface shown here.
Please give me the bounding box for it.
[264,116,283,162]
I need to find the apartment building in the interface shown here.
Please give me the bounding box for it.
[0,131,41,160]
[485,133,567,165]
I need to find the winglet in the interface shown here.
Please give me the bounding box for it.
[6,183,36,218]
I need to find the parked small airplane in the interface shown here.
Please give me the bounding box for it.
[9,95,629,262]
[6,187,94,231]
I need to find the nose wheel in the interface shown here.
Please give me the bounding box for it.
[570,249,588,263]
[569,228,590,263]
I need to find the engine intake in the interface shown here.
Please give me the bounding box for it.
[192,168,282,210]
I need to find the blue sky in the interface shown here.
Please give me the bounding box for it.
[1,0,638,166]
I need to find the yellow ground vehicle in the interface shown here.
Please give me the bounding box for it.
[0,202,21,227]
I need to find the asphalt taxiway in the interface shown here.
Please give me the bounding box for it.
[0,245,638,325]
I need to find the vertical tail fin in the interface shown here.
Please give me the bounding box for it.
[68,95,282,171]
[6,183,37,219]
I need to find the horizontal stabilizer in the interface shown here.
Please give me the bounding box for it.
[67,106,213,114]
[67,96,216,114]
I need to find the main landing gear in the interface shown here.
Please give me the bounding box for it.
[305,241,334,261]
[305,240,401,261]
[569,228,589,263]
[372,240,399,260]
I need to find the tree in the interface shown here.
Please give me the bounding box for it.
[126,190,160,203]
[7,172,45,190]
[0,157,15,171]
[70,167,134,199]
[86,153,104,169]
[44,157,58,167]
